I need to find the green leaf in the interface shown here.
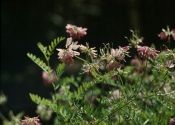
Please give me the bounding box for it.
[27,53,52,73]
[47,37,65,57]
[56,63,65,77]
[37,37,65,61]
[30,93,57,112]
[37,42,49,60]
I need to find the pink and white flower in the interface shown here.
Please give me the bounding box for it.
[158,31,167,41]
[66,24,87,39]
[158,27,175,41]
[110,46,129,61]
[21,116,41,125]
[57,38,80,63]
[137,46,159,59]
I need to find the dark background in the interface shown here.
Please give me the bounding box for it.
[1,0,175,117]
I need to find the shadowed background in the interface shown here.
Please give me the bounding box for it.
[1,0,175,117]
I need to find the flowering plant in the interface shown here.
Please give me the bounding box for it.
[25,25,175,125]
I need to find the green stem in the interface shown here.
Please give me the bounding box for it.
[75,56,88,63]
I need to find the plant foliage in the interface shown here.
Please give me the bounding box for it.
[26,25,175,125]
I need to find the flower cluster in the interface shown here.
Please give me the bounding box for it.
[57,38,80,63]
[158,26,175,41]
[57,25,97,65]
[21,116,41,125]
[99,46,129,71]
[79,44,97,58]
[57,24,131,73]
[66,24,87,39]
[137,46,159,59]
[110,46,129,61]
[127,30,143,47]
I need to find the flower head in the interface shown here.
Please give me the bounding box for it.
[158,26,175,41]
[42,71,57,85]
[66,24,87,39]
[158,31,167,40]
[79,44,97,58]
[65,37,80,50]
[57,38,80,63]
[57,49,80,64]
[127,30,143,47]
[110,46,129,61]
[137,46,159,59]
[165,60,175,69]
[21,116,41,125]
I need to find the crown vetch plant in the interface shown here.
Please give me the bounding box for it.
[26,25,175,125]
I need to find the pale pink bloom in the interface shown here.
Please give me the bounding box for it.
[57,38,80,63]
[110,46,129,61]
[42,71,57,85]
[158,31,167,40]
[65,37,73,48]
[121,46,130,52]
[165,60,175,69]
[137,46,159,59]
[57,49,80,63]
[65,37,80,50]
[158,27,175,41]
[66,24,87,39]
[21,116,41,125]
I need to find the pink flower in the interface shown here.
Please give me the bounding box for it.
[165,60,175,69]
[137,46,159,59]
[21,116,41,125]
[57,38,80,63]
[42,71,57,85]
[57,49,80,63]
[65,37,80,50]
[122,46,130,52]
[158,31,167,40]
[158,27,175,41]
[110,46,129,61]
[66,24,87,39]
